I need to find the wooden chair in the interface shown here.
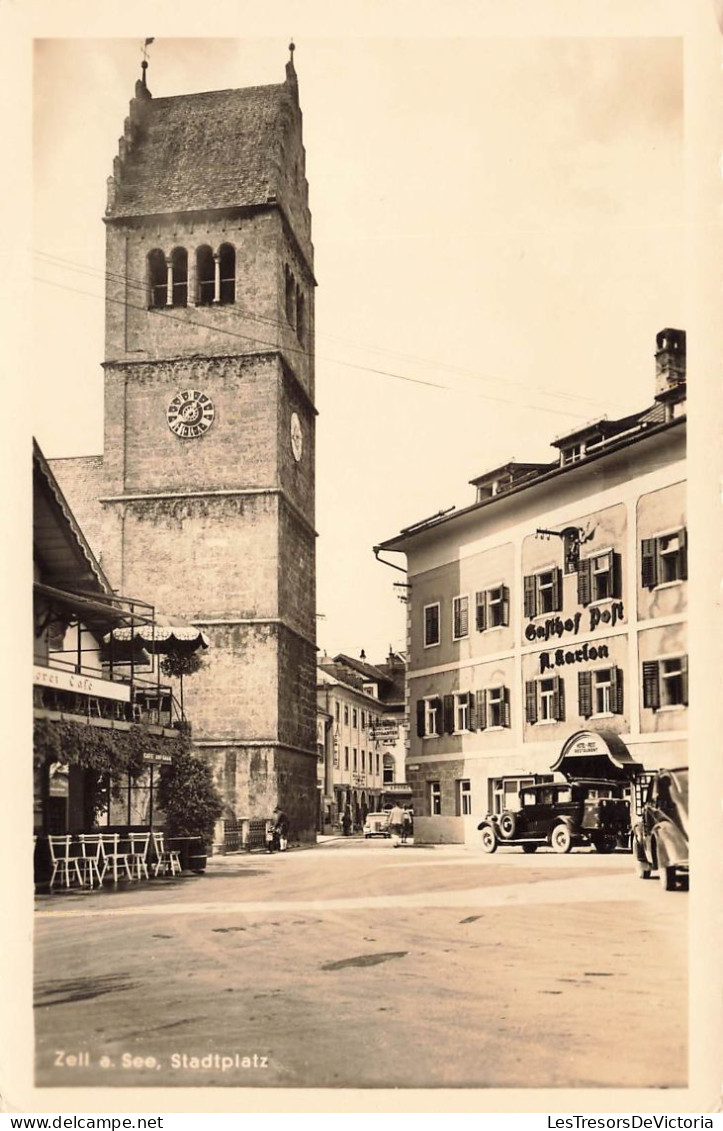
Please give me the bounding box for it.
[75,835,104,889]
[98,833,133,883]
[48,835,82,890]
[152,832,182,877]
[128,832,151,880]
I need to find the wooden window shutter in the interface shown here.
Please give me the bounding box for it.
[476,689,487,730]
[475,591,486,632]
[443,694,455,734]
[525,680,537,725]
[416,700,426,737]
[578,670,592,718]
[523,575,537,619]
[501,585,510,626]
[610,666,624,714]
[553,567,563,611]
[503,686,511,728]
[434,697,444,733]
[611,551,623,599]
[467,691,477,731]
[554,675,565,721]
[681,656,689,706]
[642,661,660,710]
[641,539,658,589]
[577,558,592,607]
[678,527,688,581]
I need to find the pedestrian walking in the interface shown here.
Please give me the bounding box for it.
[273,806,289,852]
[388,802,405,848]
[401,809,413,844]
[341,808,352,837]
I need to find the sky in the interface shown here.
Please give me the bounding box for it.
[31,34,685,662]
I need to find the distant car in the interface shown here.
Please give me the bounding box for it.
[363,812,391,838]
[632,767,688,891]
[477,778,631,854]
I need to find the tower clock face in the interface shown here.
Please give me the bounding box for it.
[167,390,215,439]
[290,412,303,462]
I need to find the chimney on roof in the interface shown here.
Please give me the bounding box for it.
[655,328,686,396]
[360,649,366,661]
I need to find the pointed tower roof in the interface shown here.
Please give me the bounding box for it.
[106,52,312,266]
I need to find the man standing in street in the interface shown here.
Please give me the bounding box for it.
[388,802,405,848]
[273,806,290,852]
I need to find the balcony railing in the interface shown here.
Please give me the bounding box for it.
[33,659,182,730]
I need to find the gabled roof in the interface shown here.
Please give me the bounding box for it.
[332,653,392,685]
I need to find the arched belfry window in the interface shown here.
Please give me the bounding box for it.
[219,243,236,305]
[148,249,167,309]
[296,286,305,345]
[196,245,215,306]
[170,247,188,307]
[285,265,296,328]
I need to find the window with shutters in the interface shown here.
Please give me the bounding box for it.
[475,585,510,631]
[423,603,441,647]
[579,667,623,717]
[457,779,472,816]
[524,568,563,618]
[452,595,470,640]
[577,550,621,605]
[641,529,687,589]
[454,691,473,732]
[526,676,565,724]
[429,781,442,815]
[642,655,688,710]
[418,696,442,737]
[487,685,510,728]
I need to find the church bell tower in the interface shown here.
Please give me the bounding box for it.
[101,46,318,839]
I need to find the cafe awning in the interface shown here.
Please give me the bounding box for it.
[551,729,643,782]
[104,614,210,656]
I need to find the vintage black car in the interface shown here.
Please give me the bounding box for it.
[477,778,631,854]
[632,767,688,891]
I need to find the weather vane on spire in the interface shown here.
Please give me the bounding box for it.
[141,37,155,87]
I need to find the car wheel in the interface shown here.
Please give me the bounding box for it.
[497,811,518,840]
[550,823,572,854]
[479,825,497,853]
[521,843,537,854]
[662,865,677,892]
[593,836,616,854]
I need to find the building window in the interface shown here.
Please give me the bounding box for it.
[642,656,688,710]
[562,443,583,465]
[383,754,394,784]
[360,750,365,772]
[452,595,469,640]
[488,686,508,728]
[285,265,296,327]
[641,529,687,589]
[429,781,441,816]
[352,708,358,728]
[458,779,472,816]
[524,568,563,618]
[170,247,188,307]
[335,701,340,722]
[218,243,236,304]
[296,286,305,344]
[525,676,565,724]
[353,748,358,771]
[424,603,440,647]
[344,705,349,726]
[475,585,510,631]
[363,681,378,697]
[578,550,622,605]
[454,691,472,732]
[579,667,623,718]
[196,245,215,305]
[361,710,366,729]
[376,753,380,776]
[148,248,167,308]
[417,696,442,738]
[344,746,349,770]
